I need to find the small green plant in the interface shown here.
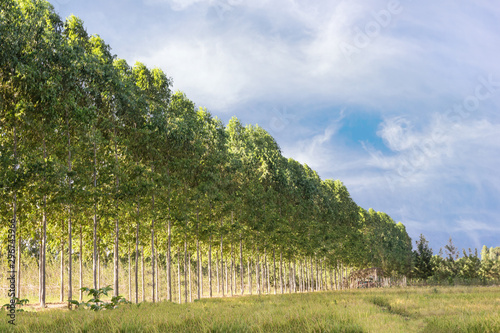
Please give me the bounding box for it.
[2,297,29,312]
[69,285,131,311]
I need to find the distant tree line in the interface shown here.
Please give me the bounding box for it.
[412,235,500,284]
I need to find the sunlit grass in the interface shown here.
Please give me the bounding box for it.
[1,286,499,332]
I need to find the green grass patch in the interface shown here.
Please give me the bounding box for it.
[1,286,500,332]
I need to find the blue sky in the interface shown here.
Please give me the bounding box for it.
[52,0,500,254]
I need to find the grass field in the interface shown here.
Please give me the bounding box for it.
[1,286,500,332]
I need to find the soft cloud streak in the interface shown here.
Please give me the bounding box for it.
[53,0,500,252]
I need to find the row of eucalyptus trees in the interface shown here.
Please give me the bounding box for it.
[0,0,413,307]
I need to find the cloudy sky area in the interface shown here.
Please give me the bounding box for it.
[53,0,500,254]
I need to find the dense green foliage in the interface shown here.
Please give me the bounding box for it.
[1,0,412,307]
[412,236,500,284]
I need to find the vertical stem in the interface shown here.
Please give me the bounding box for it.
[248,257,252,295]
[200,249,203,298]
[288,260,292,294]
[304,257,309,292]
[293,260,297,293]
[256,248,260,295]
[340,262,344,290]
[310,257,314,292]
[220,218,224,297]
[141,246,145,302]
[273,249,277,295]
[79,225,83,301]
[184,238,188,303]
[263,249,267,294]
[41,137,47,308]
[189,251,192,303]
[156,245,160,301]
[216,250,219,295]
[60,234,64,302]
[279,251,283,294]
[113,122,120,298]
[225,257,228,295]
[230,243,234,297]
[209,235,212,298]
[240,236,243,295]
[13,126,19,299]
[196,210,200,300]
[16,221,21,299]
[167,217,172,301]
[299,257,304,292]
[267,252,270,294]
[151,192,155,303]
[97,239,100,289]
[315,257,319,291]
[135,204,140,304]
[128,245,131,301]
[178,249,181,303]
[67,113,72,307]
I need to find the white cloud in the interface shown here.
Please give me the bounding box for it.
[55,0,500,252]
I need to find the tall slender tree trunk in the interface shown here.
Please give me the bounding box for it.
[128,245,131,301]
[97,239,100,289]
[178,249,181,303]
[330,267,334,290]
[60,235,64,302]
[79,225,83,301]
[92,133,98,291]
[216,250,219,295]
[196,210,200,300]
[188,251,192,302]
[225,258,228,295]
[240,236,243,295]
[273,249,277,295]
[256,248,260,295]
[248,257,252,295]
[66,114,73,308]
[263,249,267,294]
[200,250,203,298]
[135,204,140,304]
[288,261,292,294]
[315,257,319,291]
[167,217,172,301]
[309,258,313,291]
[303,257,309,292]
[16,221,21,299]
[39,225,42,303]
[12,126,19,299]
[319,259,323,291]
[220,218,224,297]
[299,259,302,292]
[340,263,344,290]
[141,246,145,302]
[113,119,120,298]
[151,192,155,303]
[209,235,212,297]
[266,251,270,294]
[156,246,160,301]
[40,137,47,308]
[293,260,297,293]
[184,238,188,303]
[280,251,284,294]
[230,243,234,297]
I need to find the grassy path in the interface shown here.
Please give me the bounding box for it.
[2,286,500,332]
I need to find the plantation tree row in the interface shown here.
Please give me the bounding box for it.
[0,0,413,306]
